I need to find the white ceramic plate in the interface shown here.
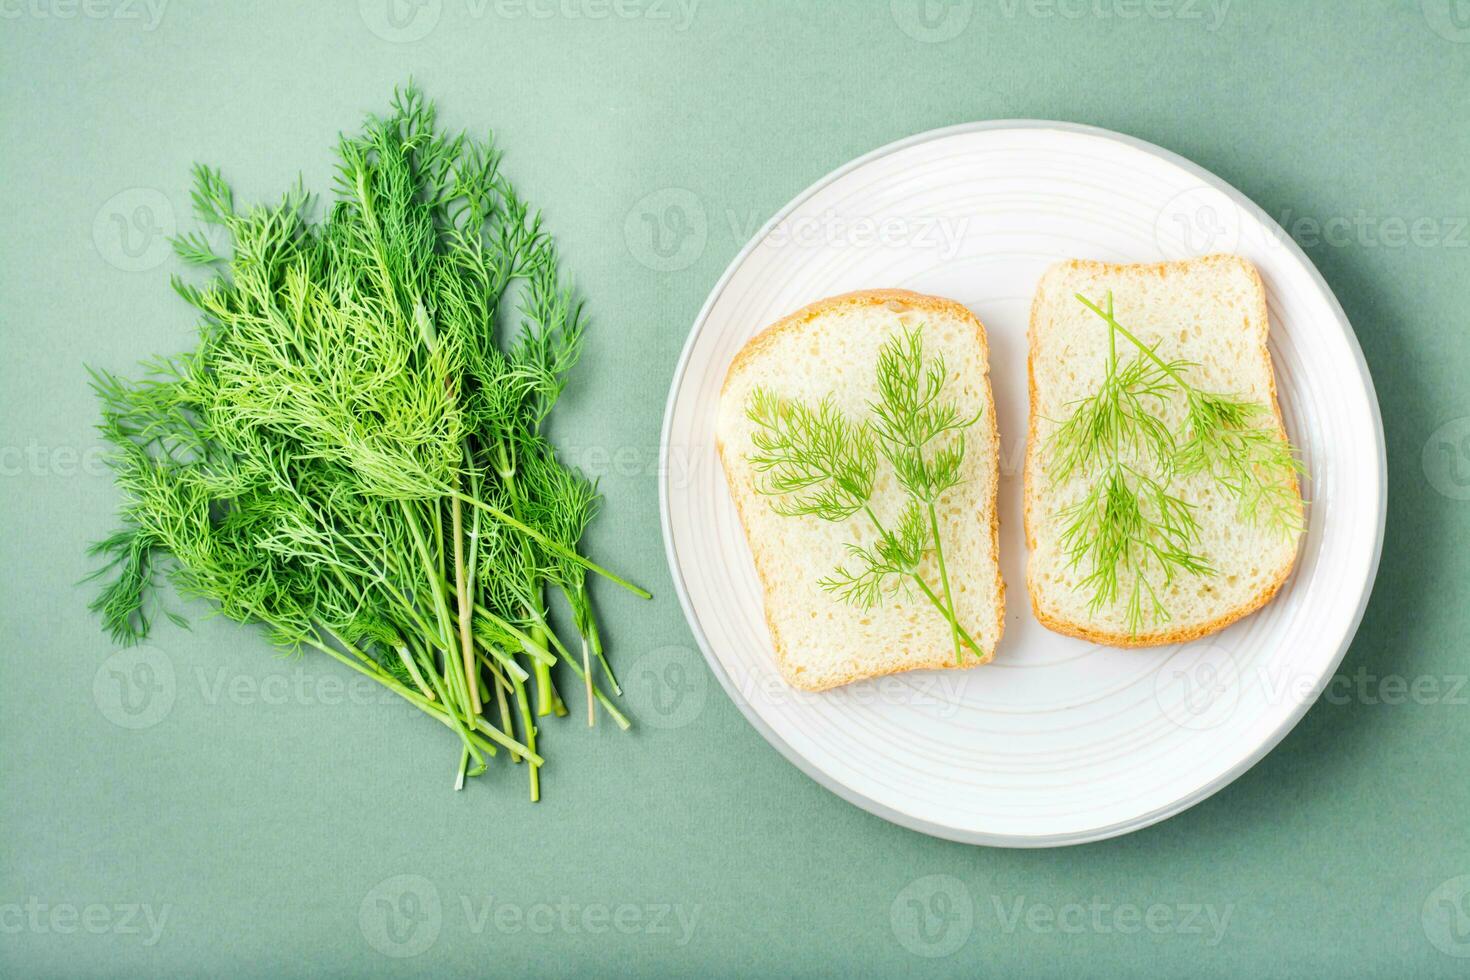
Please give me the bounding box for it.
[659,122,1385,846]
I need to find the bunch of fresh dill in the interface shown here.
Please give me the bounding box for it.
[1046,292,1303,634]
[745,325,984,663]
[87,86,649,797]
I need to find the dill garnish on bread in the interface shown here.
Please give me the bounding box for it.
[1024,255,1304,646]
[717,290,1004,691]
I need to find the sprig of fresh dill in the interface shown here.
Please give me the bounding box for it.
[1175,388,1305,532]
[87,85,648,798]
[746,324,985,663]
[746,389,876,521]
[1045,291,1303,634]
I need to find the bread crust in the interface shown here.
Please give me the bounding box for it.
[1023,255,1302,648]
[717,289,1005,690]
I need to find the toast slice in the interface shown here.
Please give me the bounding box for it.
[1024,255,1304,647]
[717,289,1005,691]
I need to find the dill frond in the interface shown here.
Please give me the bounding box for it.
[1176,390,1306,535]
[746,388,877,522]
[1046,292,1304,633]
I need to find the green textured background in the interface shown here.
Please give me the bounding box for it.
[2,0,1468,976]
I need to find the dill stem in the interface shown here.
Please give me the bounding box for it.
[432,498,445,590]
[403,635,542,763]
[401,499,471,717]
[474,648,518,692]
[441,646,472,727]
[580,595,621,695]
[495,440,562,722]
[511,671,541,800]
[461,440,488,704]
[592,625,619,695]
[474,633,531,683]
[532,658,553,717]
[483,656,519,762]
[925,500,964,665]
[304,627,496,765]
[911,577,985,657]
[414,641,483,767]
[451,491,481,715]
[527,604,631,729]
[472,605,555,669]
[860,504,981,659]
[1078,292,1186,386]
[468,713,541,763]
[396,644,436,701]
[545,675,568,717]
[453,490,651,599]
[529,624,562,718]
[581,634,595,727]
[1107,296,1118,368]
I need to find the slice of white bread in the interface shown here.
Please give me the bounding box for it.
[717,289,1004,691]
[1024,255,1304,646]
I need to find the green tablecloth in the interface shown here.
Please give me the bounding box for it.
[2,1,1466,975]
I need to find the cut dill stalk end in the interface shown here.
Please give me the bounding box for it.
[86,84,645,797]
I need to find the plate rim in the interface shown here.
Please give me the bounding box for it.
[657,119,1387,847]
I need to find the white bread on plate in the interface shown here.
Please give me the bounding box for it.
[1024,255,1303,646]
[717,289,1004,691]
